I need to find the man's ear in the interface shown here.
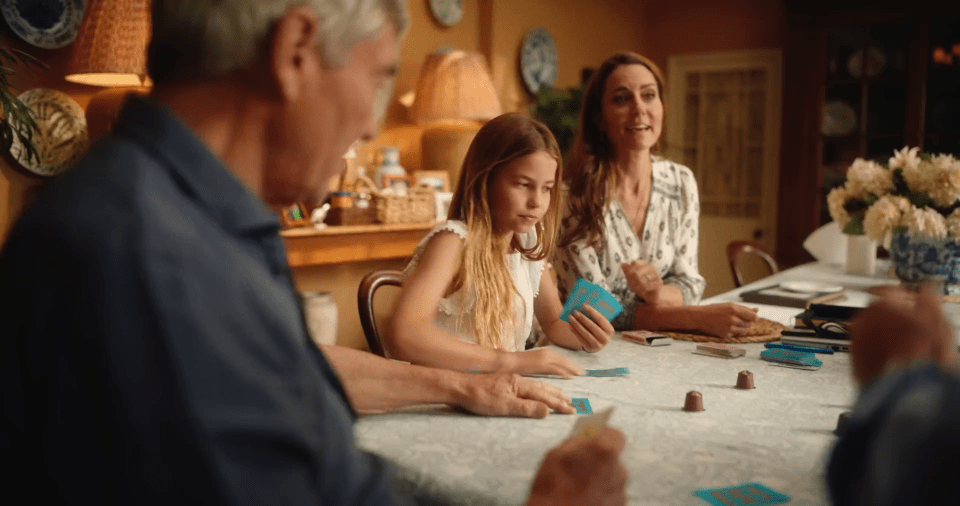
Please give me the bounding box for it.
[268,6,322,101]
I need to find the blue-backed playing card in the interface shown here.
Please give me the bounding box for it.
[560,278,623,323]
[760,348,823,369]
[694,483,789,506]
[571,398,593,414]
[586,367,629,377]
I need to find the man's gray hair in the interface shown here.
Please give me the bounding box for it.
[148,0,408,85]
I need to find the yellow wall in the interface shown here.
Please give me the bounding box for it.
[356,0,648,174]
[641,0,785,74]
[292,259,408,351]
[0,1,783,350]
[0,30,96,242]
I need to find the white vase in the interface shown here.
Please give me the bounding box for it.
[300,291,338,347]
[845,234,877,275]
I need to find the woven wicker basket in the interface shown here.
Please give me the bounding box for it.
[375,185,436,224]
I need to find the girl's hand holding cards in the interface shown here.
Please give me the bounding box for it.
[568,304,616,352]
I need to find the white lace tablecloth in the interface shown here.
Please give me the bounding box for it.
[354,336,857,505]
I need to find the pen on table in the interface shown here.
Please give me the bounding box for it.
[765,343,835,355]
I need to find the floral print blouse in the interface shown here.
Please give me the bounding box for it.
[555,157,706,330]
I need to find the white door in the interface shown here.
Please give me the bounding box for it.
[666,50,783,296]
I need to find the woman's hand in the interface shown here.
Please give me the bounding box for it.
[568,305,616,352]
[621,260,663,303]
[503,349,584,377]
[693,303,759,338]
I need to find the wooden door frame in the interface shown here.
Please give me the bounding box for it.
[665,49,784,251]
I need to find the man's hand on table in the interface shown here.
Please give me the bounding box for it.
[527,426,629,506]
[454,373,577,418]
[850,285,958,386]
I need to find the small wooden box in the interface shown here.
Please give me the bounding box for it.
[325,206,377,226]
[693,342,746,359]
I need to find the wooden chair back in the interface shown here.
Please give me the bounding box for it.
[726,241,779,288]
[357,269,403,356]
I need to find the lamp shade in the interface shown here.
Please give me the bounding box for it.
[65,0,152,87]
[410,49,501,124]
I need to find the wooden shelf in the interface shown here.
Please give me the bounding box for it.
[282,222,436,268]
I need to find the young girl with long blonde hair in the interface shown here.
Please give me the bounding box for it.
[386,113,615,376]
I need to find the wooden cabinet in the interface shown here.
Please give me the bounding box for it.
[282,222,434,268]
[777,2,960,267]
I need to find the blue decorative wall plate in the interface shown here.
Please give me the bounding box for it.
[429,0,463,27]
[520,27,557,95]
[1,0,86,49]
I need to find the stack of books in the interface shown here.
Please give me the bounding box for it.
[740,283,847,308]
[779,304,862,352]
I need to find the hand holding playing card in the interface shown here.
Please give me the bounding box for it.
[527,423,628,506]
[568,304,616,352]
[849,285,957,386]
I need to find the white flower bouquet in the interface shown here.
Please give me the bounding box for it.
[827,147,960,243]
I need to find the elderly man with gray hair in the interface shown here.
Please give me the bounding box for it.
[0,1,627,505]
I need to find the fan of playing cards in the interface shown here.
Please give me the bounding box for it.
[560,278,623,323]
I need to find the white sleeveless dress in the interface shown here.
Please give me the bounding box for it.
[403,220,545,351]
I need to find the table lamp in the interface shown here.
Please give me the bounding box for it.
[64,0,153,139]
[408,49,501,184]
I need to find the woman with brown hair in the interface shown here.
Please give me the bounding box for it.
[555,52,758,338]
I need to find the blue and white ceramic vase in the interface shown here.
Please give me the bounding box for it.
[889,232,960,295]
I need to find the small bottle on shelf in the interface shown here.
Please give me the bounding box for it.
[375,146,407,194]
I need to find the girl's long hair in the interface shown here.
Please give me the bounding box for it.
[447,112,563,349]
[560,51,666,249]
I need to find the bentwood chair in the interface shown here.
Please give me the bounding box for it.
[726,240,779,288]
[357,269,404,357]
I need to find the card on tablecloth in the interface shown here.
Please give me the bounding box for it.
[571,398,593,414]
[560,278,623,323]
[586,367,629,377]
[760,348,822,369]
[693,483,789,506]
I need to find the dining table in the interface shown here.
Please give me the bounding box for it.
[352,260,946,505]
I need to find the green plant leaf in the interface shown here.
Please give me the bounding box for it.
[843,217,865,235]
[891,168,910,195]
[908,192,934,208]
[531,83,585,158]
[843,198,869,214]
[0,44,44,164]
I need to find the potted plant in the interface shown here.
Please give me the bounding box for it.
[826,146,960,291]
[0,45,45,166]
[530,84,584,159]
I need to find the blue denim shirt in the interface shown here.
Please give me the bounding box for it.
[828,363,960,506]
[0,96,405,505]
